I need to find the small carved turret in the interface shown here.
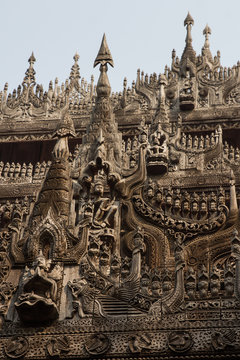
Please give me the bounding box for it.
[153,74,170,133]
[180,13,196,77]
[32,112,75,223]
[69,52,80,91]
[202,24,213,63]
[22,52,36,88]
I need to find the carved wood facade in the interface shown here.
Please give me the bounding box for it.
[1,14,240,360]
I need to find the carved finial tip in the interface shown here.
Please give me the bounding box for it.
[203,24,211,35]
[28,52,36,64]
[94,33,114,68]
[73,52,80,63]
[184,12,194,26]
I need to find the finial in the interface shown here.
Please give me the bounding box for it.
[203,24,211,49]
[203,24,211,37]
[201,24,213,63]
[172,49,176,60]
[94,34,114,68]
[184,12,194,27]
[73,52,80,63]
[94,34,113,98]
[180,13,196,75]
[69,52,80,86]
[22,52,36,87]
[28,52,36,65]
[184,12,194,46]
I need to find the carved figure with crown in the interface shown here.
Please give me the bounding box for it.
[15,251,62,323]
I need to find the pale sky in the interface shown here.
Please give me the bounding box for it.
[1,0,239,92]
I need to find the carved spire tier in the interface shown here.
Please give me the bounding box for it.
[22,52,36,87]
[180,12,196,77]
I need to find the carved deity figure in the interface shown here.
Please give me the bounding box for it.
[94,129,107,166]
[91,177,118,229]
[148,130,167,155]
[181,74,193,95]
[130,228,146,280]
[15,251,61,323]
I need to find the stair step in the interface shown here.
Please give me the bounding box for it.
[98,295,144,316]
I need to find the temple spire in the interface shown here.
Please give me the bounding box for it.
[22,52,36,87]
[94,34,113,98]
[94,34,114,68]
[202,24,213,62]
[153,74,170,132]
[180,13,196,76]
[69,52,80,88]
[203,24,211,49]
[184,12,194,46]
[31,113,75,222]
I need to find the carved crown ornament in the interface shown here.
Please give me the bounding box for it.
[1,16,240,360]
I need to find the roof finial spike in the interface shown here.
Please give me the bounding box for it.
[184,12,194,46]
[94,34,114,68]
[22,52,36,87]
[73,52,80,64]
[202,24,213,62]
[94,34,113,98]
[69,52,80,86]
[203,24,211,49]
[28,52,36,66]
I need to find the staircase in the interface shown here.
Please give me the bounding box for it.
[98,295,144,317]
